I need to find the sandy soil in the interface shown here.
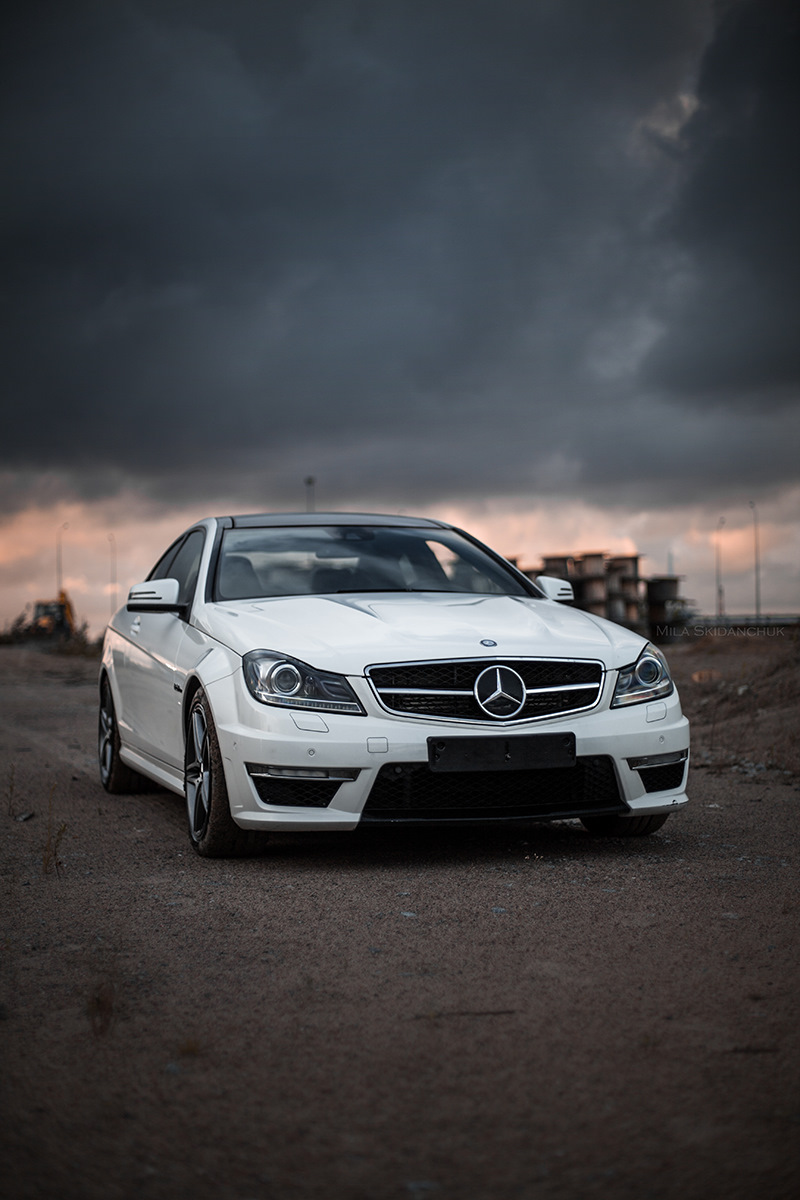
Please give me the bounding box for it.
[1,631,799,1200]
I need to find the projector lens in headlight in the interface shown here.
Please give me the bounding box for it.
[243,650,364,714]
[612,643,674,707]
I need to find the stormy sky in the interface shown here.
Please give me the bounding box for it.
[1,0,799,627]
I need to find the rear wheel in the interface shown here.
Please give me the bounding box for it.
[98,677,153,794]
[580,813,670,837]
[184,690,264,857]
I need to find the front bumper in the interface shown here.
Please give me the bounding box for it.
[205,670,690,832]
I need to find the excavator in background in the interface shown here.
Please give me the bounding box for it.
[31,589,77,639]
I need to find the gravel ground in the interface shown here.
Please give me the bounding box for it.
[1,632,798,1200]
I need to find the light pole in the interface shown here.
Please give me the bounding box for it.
[56,522,69,594]
[108,533,117,618]
[715,516,725,620]
[304,476,316,513]
[749,501,761,620]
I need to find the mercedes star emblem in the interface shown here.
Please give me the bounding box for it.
[474,665,527,719]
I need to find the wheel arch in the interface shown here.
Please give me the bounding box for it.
[98,664,122,719]
[181,672,264,856]
[180,647,241,749]
[182,675,206,742]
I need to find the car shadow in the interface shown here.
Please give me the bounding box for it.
[133,787,687,870]
[254,818,688,873]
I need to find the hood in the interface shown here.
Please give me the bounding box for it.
[197,593,646,674]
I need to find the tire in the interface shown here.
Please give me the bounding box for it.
[98,676,154,794]
[184,689,265,858]
[580,813,670,837]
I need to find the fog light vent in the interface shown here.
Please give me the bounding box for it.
[626,751,687,795]
[245,763,359,808]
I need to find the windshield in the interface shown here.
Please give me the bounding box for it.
[214,525,531,601]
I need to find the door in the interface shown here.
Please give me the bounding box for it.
[113,529,206,769]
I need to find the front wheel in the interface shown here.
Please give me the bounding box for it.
[580,813,670,837]
[184,690,265,857]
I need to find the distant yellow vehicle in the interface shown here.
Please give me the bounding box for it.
[32,590,76,638]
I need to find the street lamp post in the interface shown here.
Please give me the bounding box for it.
[304,476,316,513]
[108,532,117,618]
[749,501,761,620]
[56,522,69,594]
[715,516,725,620]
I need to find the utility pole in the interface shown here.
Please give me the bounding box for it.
[304,476,316,513]
[108,532,118,617]
[715,516,725,619]
[56,522,69,594]
[749,501,761,620]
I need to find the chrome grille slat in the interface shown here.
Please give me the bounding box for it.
[384,687,474,695]
[366,657,604,723]
[526,682,599,695]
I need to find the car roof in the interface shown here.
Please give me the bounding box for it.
[223,512,448,530]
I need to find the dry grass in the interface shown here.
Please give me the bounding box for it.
[668,631,800,774]
[41,787,66,876]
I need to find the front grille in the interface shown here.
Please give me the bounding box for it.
[639,762,686,793]
[361,755,624,823]
[366,658,604,722]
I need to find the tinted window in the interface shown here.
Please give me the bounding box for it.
[148,539,182,582]
[214,526,528,600]
[168,530,205,606]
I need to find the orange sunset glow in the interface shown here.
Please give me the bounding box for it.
[2,490,797,639]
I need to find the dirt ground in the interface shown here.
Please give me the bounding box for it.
[1,631,798,1200]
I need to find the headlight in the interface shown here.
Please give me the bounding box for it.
[611,643,674,707]
[243,650,365,715]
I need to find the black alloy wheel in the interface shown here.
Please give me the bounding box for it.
[98,676,151,793]
[184,689,264,857]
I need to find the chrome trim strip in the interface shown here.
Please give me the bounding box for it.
[626,750,688,771]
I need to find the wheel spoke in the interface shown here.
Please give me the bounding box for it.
[186,706,210,837]
[191,709,206,761]
[98,693,114,781]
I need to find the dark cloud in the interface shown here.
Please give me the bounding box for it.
[1,0,796,517]
[643,0,800,401]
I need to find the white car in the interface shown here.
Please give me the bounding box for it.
[99,512,689,856]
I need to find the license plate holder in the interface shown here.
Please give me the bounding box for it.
[427,732,576,772]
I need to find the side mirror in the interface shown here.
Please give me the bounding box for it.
[535,575,574,603]
[127,578,184,613]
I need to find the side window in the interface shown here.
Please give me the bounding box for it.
[148,539,182,582]
[166,530,205,607]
